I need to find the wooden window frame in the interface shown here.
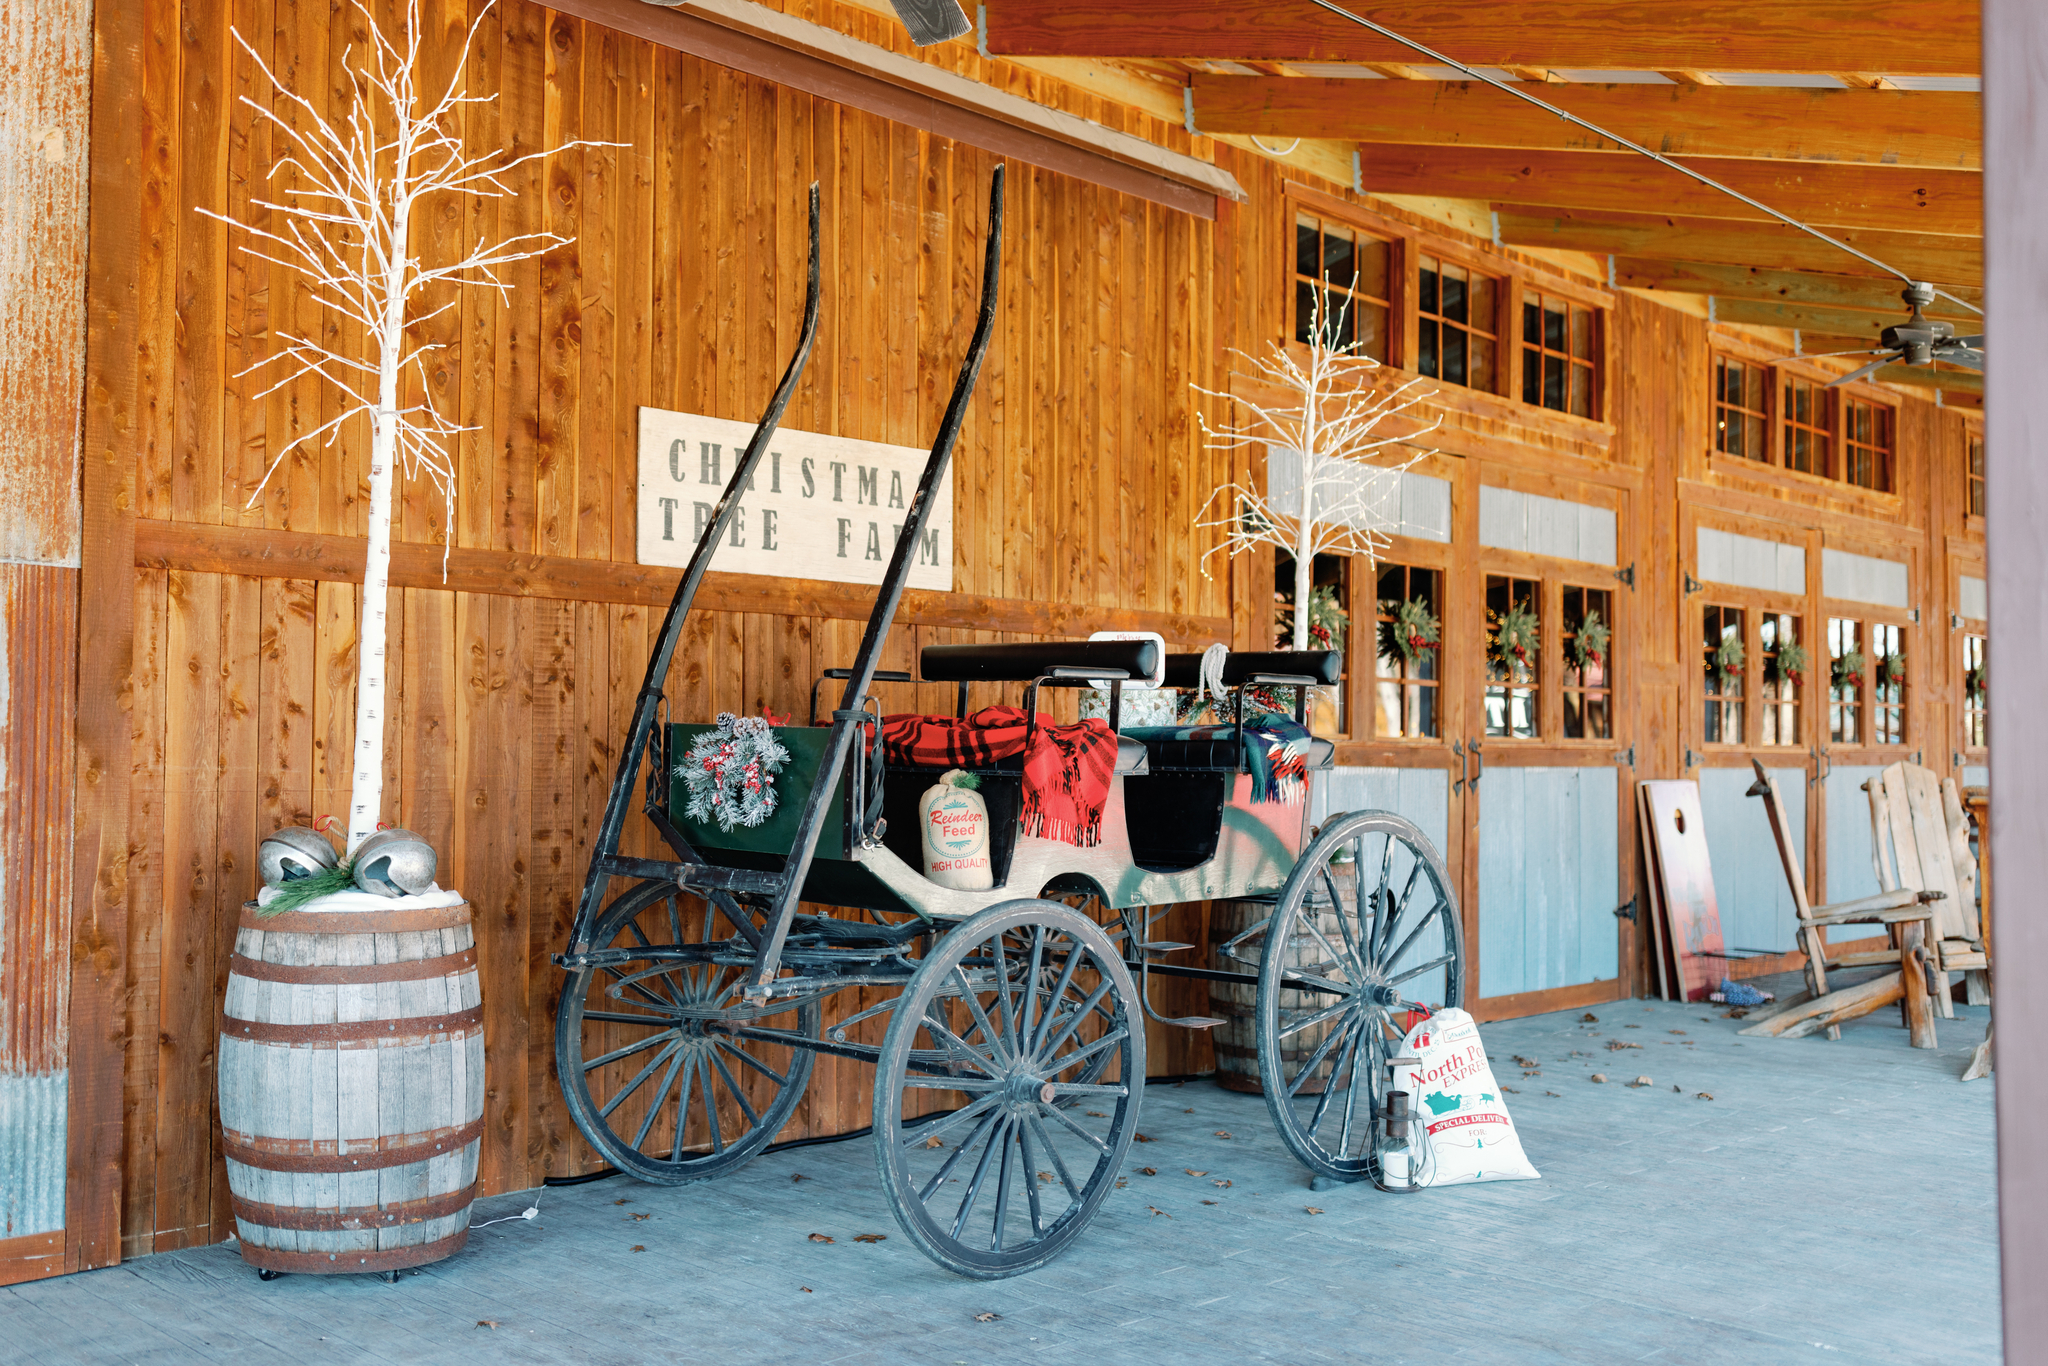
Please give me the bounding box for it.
[1756,609,1807,750]
[1368,559,1446,742]
[1416,250,1506,397]
[1709,350,1773,464]
[1962,630,1988,754]
[1482,571,1543,740]
[1967,429,1987,522]
[1701,601,1749,747]
[1780,371,1835,478]
[1520,289,1602,420]
[1290,209,1399,366]
[1560,581,1616,741]
[1840,394,1897,493]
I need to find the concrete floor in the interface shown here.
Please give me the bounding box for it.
[4,982,1997,1366]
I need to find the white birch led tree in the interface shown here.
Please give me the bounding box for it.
[1193,283,1441,651]
[207,0,602,854]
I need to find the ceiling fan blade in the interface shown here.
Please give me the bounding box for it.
[1826,356,1896,389]
[1952,335,1985,349]
[1766,349,1887,363]
[883,0,970,44]
[1936,346,1985,372]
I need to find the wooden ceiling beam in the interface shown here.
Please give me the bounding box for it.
[980,1,1981,77]
[1353,145,1981,235]
[1493,208,1983,288]
[1872,363,1983,393]
[1192,78,1981,170]
[1613,258,1984,313]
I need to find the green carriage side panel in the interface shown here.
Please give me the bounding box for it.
[668,723,853,862]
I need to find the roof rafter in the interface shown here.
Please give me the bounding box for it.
[1192,78,1980,170]
[1354,144,1980,236]
[1613,258,1983,312]
[981,0,1981,77]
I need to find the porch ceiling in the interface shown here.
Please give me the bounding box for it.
[978,0,1984,353]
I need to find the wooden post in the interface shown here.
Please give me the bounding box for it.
[1985,0,2048,1356]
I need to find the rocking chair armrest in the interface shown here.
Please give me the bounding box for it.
[1804,888,1945,927]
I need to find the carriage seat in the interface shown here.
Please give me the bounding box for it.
[920,638,1160,683]
[1159,649,1342,688]
[1136,731,1336,773]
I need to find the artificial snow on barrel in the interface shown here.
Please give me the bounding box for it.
[217,899,484,1278]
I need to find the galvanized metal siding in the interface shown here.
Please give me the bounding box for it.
[0,563,79,1240]
[1698,765,1806,957]
[0,0,90,567]
[1824,764,1887,943]
[1478,767,1620,999]
[1311,765,1451,857]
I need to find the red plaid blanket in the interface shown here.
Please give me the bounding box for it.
[881,705,1117,848]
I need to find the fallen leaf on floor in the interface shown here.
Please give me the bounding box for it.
[1304,1206,1324,1215]
[477,1321,498,1330]
[1625,1024,1641,1029]
[1201,1199,1218,1205]
[1212,1179,1232,1188]
[1501,1086,1519,1093]
[800,1287,812,1293]
[923,1136,943,1149]
[1628,1076,1653,1087]
[1183,1108,1195,1114]
[854,1234,887,1243]
[1697,1092,1715,1100]
[1545,1091,1560,1097]
[1723,1008,1750,1019]
[1148,1206,1172,1218]
[1673,1085,1682,1092]
[1512,1055,1540,1068]
[1521,1071,1540,1078]
[1115,1178,1128,1189]
[808,1233,834,1244]
[1579,1013,1599,1023]
[1590,1073,1608,1083]
[1214,1130,1233,1139]
[630,1245,645,1253]
[1669,1029,1687,1035]
[1606,1040,1642,1051]
[791,1173,809,1182]
[630,1213,650,1221]
[613,1199,631,1205]
[974,1311,1001,1322]
[1037,1171,1054,1184]
[1133,1133,1153,1142]
[1139,1166,1158,1176]
[1087,1111,1108,1118]
[1184,1168,1208,1176]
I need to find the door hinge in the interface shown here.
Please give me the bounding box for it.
[1911,749,1923,766]
[1951,611,1964,631]
[1684,747,1699,769]
[1613,895,1638,923]
[1683,572,1703,596]
[1910,607,1922,623]
[1613,745,1635,768]
[1615,563,1635,588]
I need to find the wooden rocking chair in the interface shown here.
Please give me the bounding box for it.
[1736,758,1945,1047]
[1858,762,1991,1015]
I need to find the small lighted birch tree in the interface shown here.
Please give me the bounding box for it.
[1194,283,1441,652]
[207,0,603,854]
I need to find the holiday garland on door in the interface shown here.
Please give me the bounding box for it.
[1386,596,1441,670]
[678,714,792,832]
[1490,602,1539,676]
[1713,633,1745,690]
[1833,648,1867,691]
[1773,640,1809,690]
[1569,608,1610,675]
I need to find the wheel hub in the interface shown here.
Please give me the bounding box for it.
[1001,1067,1050,1111]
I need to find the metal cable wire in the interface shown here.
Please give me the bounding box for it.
[1303,0,1984,317]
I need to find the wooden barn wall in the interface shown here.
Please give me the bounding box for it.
[106,0,1234,1258]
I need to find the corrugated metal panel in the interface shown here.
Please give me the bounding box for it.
[0,0,90,567]
[1478,766,1620,997]
[0,1071,67,1238]
[1821,548,1910,608]
[1824,765,1888,944]
[1699,765,1806,956]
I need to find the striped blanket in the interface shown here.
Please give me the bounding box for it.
[881,706,1117,847]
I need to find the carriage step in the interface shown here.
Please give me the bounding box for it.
[674,864,786,896]
[1160,1015,1226,1030]
[1142,941,1196,955]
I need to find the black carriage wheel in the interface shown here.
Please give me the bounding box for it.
[555,879,819,1184]
[1255,810,1463,1183]
[873,900,1144,1279]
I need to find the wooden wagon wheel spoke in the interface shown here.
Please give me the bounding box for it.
[876,899,1143,1279]
[556,879,819,1185]
[1259,812,1464,1184]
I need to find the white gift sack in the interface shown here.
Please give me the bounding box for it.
[1394,1008,1540,1187]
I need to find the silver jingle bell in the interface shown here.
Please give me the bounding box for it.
[350,828,438,898]
[258,826,341,888]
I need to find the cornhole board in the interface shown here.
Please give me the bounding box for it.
[1636,780,1728,1003]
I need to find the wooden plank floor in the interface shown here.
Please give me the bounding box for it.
[5,982,1997,1364]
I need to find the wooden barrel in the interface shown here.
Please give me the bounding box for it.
[217,899,484,1276]
[1208,871,1352,1094]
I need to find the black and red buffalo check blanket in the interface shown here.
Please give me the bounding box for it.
[880,705,1117,847]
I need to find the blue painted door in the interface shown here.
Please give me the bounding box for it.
[1474,766,1621,1000]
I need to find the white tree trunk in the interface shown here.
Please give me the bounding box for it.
[347,245,409,854]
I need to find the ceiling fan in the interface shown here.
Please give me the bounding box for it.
[881,0,971,45]
[1798,282,1985,388]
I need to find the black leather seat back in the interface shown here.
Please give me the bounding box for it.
[1159,649,1342,688]
[920,638,1160,683]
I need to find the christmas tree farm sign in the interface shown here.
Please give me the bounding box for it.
[637,407,953,590]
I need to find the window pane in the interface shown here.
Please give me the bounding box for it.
[1441,267,1468,325]
[1419,319,1439,379]
[1355,235,1390,300]
[1418,259,1440,315]
[1295,216,1321,278]
[1444,326,1468,385]
[1470,336,1495,393]
[1468,275,1495,336]
[1570,363,1592,418]
[1321,228,1355,287]
[1544,300,1567,352]
[1523,298,1542,346]
[1355,301,1389,362]
[1571,307,1593,360]
[1522,339,1542,405]
[1294,279,1316,346]
[1544,353,1565,411]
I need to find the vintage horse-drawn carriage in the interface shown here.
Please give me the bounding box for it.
[553,167,1465,1277]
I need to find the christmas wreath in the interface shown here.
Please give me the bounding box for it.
[1832,649,1867,692]
[1878,651,1906,687]
[1274,584,1350,652]
[1712,633,1745,690]
[677,713,791,833]
[1966,662,1988,700]
[1385,596,1441,671]
[1489,601,1539,677]
[1570,608,1610,676]
[1772,640,1809,690]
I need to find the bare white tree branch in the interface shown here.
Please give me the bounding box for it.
[1192,281,1442,652]
[201,0,619,852]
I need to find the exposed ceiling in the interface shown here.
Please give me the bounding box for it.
[977,0,1984,388]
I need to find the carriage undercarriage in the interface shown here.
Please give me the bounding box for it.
[552,167,1466,1278]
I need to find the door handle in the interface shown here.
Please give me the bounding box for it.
[1452,738,1465,795]
[1468,740,1484,788]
